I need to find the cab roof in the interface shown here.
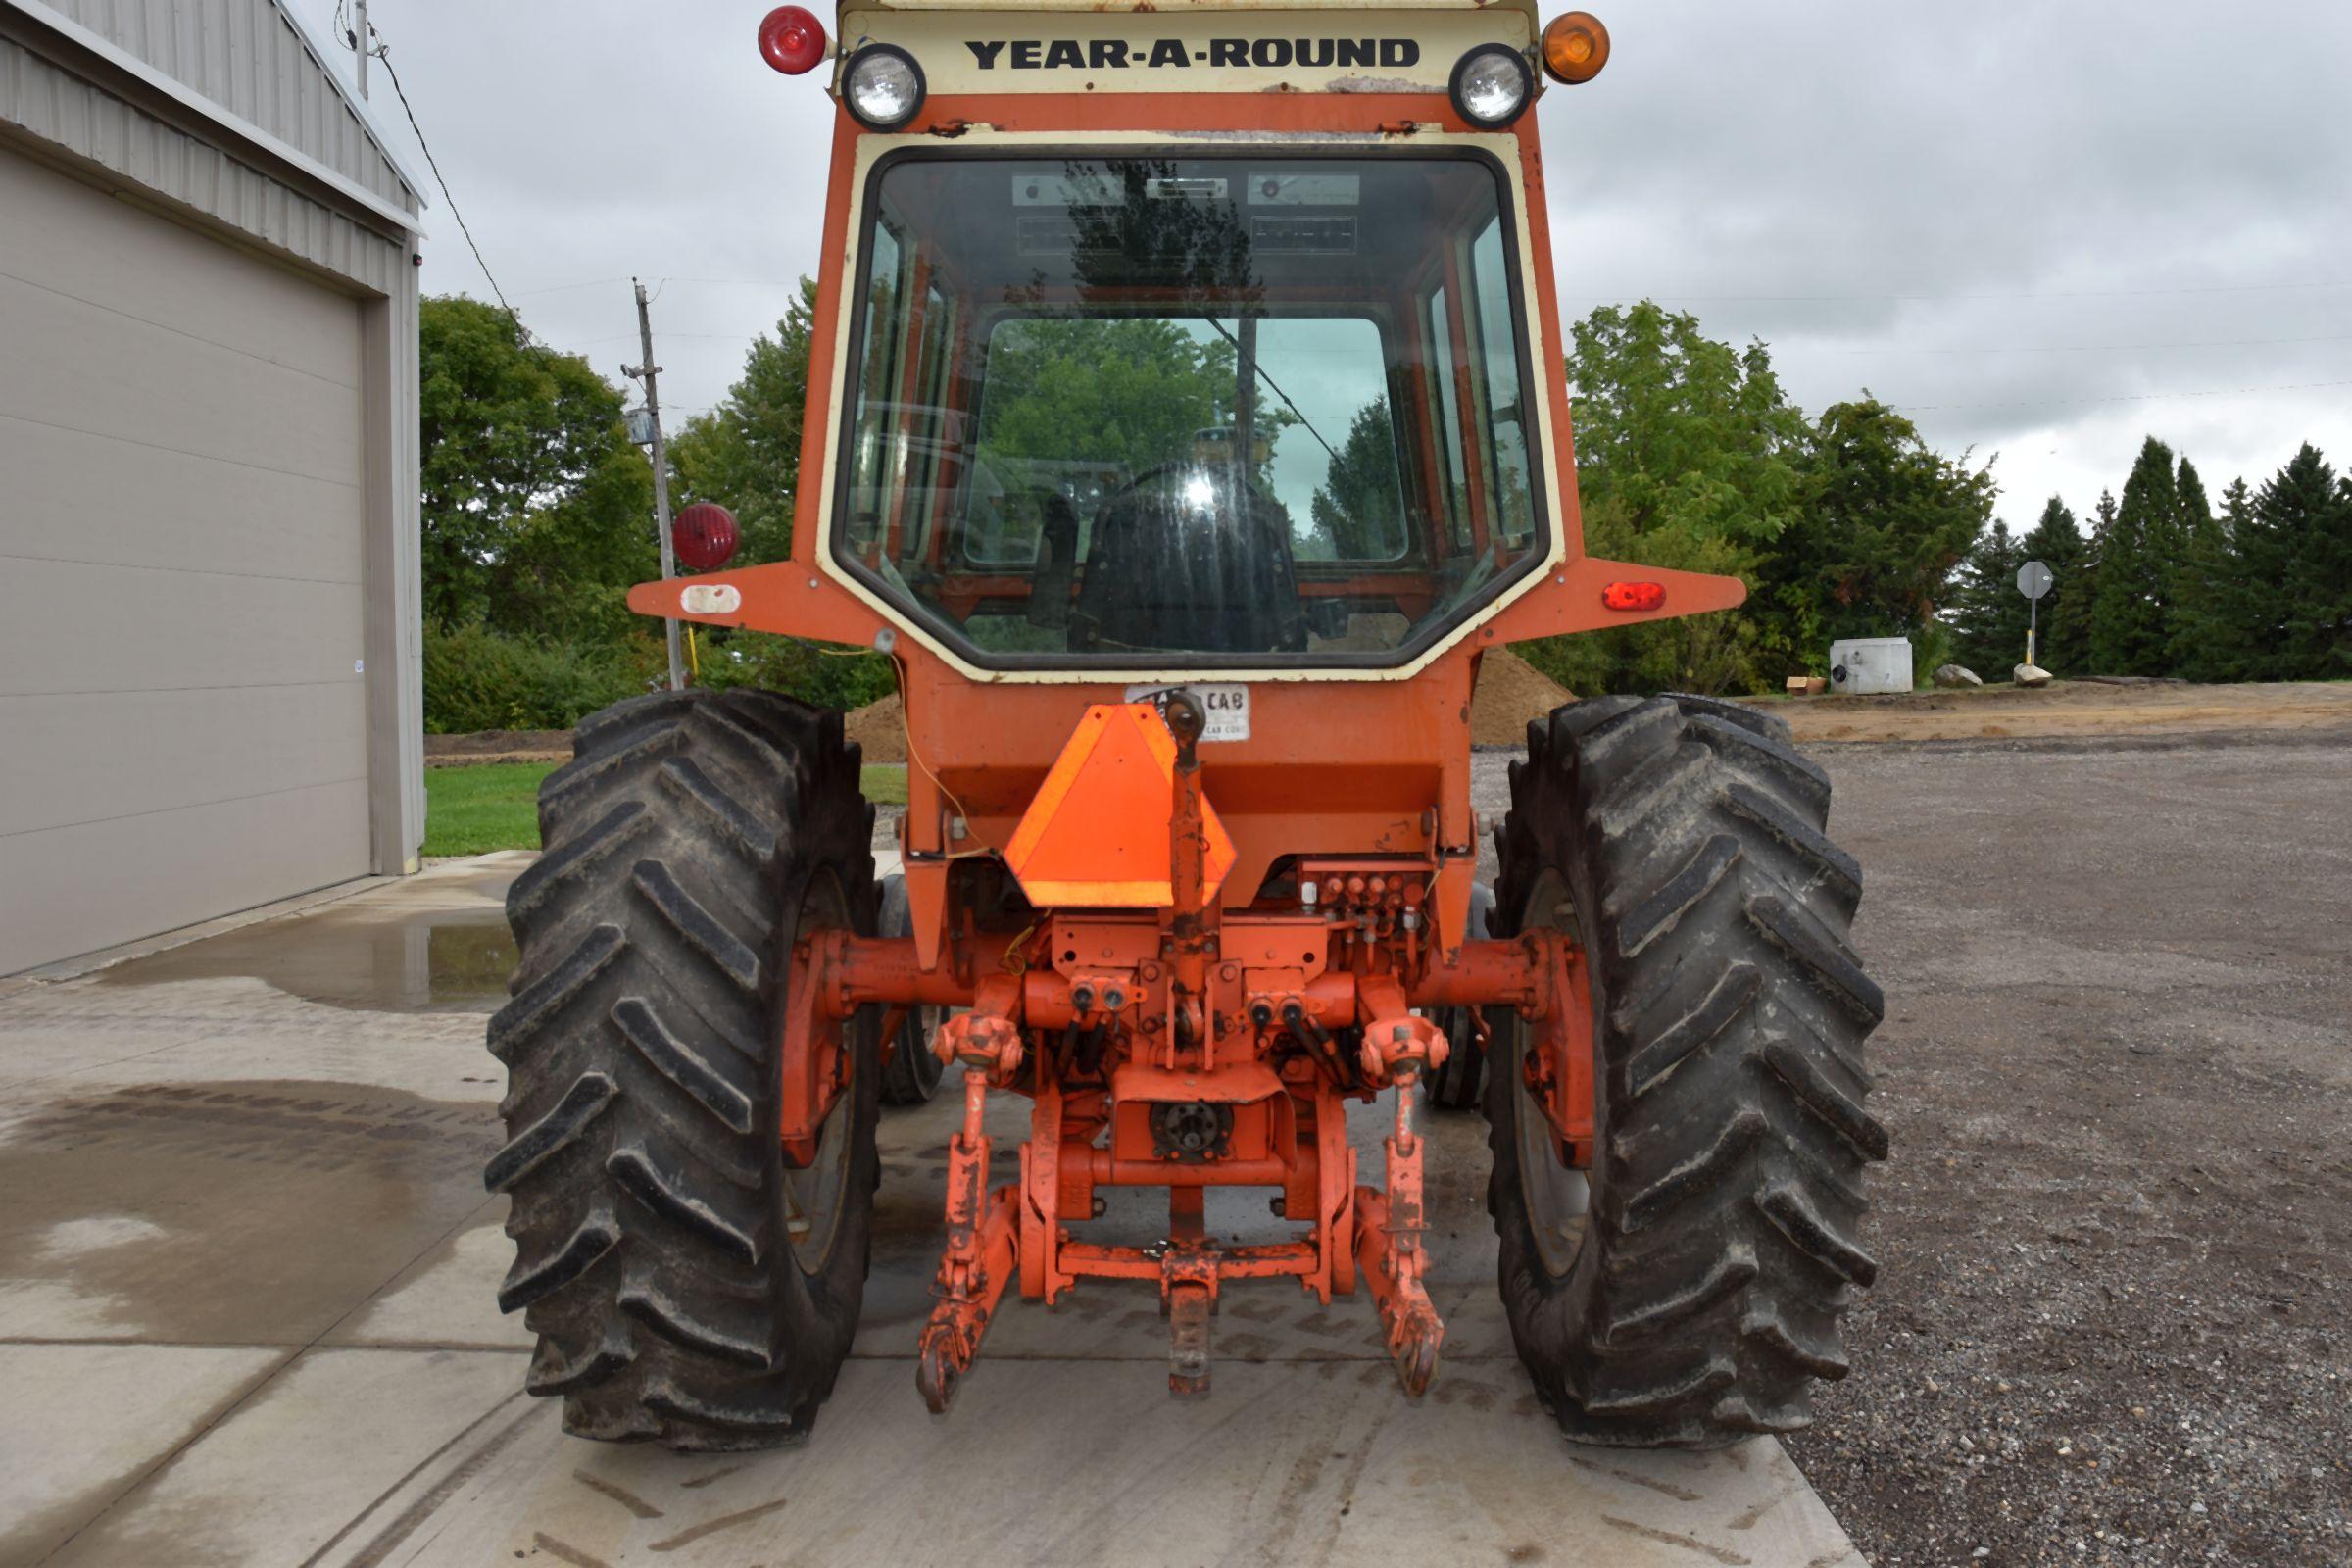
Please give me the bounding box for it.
[839,0,1543,20]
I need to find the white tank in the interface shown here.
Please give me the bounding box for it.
[1828,637,1914,696]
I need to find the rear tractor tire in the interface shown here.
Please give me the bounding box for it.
[486,688,880,1451]
[1426,882,1495,1112]
[875,871,945,1106]
[1487,694,1888,1447]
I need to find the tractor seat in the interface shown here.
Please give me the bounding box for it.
[1069,464,1309,655]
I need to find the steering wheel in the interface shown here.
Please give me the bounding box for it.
[1106,460,1280,512]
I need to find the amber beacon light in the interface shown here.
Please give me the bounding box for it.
[1542,12,1611,84]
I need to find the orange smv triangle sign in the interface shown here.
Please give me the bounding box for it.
[1004,704,1235,908]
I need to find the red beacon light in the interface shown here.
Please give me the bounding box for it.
[672,502,743,572]
[1601,580,1667,612]
[759,6,828,75]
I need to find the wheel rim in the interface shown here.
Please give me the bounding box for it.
[1513,867,1591,1280]
[905,1005,943,1077]
[782,868,858,1276]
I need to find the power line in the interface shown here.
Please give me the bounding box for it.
[561,329,765,349]
[371,38,515,320]
[513,275,808,299]
[1563,278,2352,305]
[509,277,631,300]
[1788,330,2352,359]
[1892,376,2352,416]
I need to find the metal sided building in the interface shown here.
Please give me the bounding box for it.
[0,0,425,974]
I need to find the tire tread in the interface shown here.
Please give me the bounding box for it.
[1487,693,1886,1447]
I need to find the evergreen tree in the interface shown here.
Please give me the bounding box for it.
[2312,463,2352,679]
[1307,399,1406,560]
[1949,518,2028,673]
[2168,460,2234,678]
[2142,448,2194,648]
[1768,398,1994,652]
[2077,488,2119,662]
[2228,446,2351,680]
[2175,457,2214,546]
[2199,479,2260,679]
[2089,439,2178,674]
[2020,496,2087,673]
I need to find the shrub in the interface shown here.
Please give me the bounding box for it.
[692,629,896,711]
[423,622,658,732]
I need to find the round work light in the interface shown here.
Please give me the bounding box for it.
[758,6,828,75]
[843,45,926,131]
[1449,45,1534,129]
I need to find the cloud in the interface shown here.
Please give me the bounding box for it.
[318,0,2352,521]
[1538,0,2352,514]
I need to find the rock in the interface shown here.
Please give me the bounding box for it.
[2013,662,2054,688]
[1934,663,1984,689]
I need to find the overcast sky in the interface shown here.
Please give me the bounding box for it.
[307,0,2352,533]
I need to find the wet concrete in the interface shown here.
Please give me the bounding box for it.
[0,852,1862,1568]
[0,1080,498,1346]
[91,906,515,1014]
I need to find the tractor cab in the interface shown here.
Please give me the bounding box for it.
[832,145,1545,667]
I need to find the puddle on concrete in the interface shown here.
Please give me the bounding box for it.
[93,905,518,1014]
[0,1079,501,1346]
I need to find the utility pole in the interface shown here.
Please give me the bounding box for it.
[352,0,369,99]
[625,279,686,692]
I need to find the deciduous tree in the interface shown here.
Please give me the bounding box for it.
[418,296,655,643]
[1526,303,1806,694]
[667,279,820,567]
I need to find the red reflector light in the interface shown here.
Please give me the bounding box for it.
[673,502,742,571]
[759,6,827,74]
[1602,580,1666,612]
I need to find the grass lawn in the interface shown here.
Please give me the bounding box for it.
[425,761,908,857]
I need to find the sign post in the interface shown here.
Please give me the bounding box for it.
[2017,560,2054,670]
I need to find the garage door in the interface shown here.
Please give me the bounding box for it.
[0,148,371,975]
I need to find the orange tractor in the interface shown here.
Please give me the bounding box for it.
[488,0,1886,1452]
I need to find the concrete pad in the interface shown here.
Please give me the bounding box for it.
[311,1358,1857,1568]
[0,873,401,992]
[0,1342,283,1564]
[47,1348,524,1567]
[328,1212,534,1352]
[32,1005,504,1105]
[1,855,1864,1568]
[0,987,224,1091]
[0,1072,502,1344]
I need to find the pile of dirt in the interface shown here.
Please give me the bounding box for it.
[423,730,573,767]
[846,692,907,763]
[1470,649,1576,746]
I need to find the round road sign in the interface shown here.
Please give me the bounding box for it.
[2017,560,2054,600]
